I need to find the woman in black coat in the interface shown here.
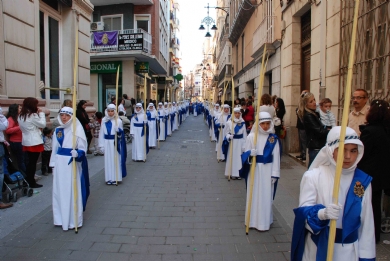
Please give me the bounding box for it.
[274,98,286,138]
[76,100,92,154]
[358,99,390,244]
[297,92,329,167]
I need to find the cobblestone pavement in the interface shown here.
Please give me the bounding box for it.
[0,115,389,260]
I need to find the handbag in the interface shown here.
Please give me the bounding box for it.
[279,125,287,139]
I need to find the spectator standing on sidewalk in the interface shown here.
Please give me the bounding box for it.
[41,127,53,176]
[91,112,104,156]
[298,92,329,167]
[18,97,46,188]
[123,94,133,120]
[5,104,26,174]
[357,99,390,244]
[0,106,11,209]
[348,88,369,136]
[296,91,309,161]
[76,100,93,154]
[274,98,286,139]
[259,94,276,118]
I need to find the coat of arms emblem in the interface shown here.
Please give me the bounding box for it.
[354,181,365,198]
[102,33,109,45]
[56,130,63,139]
[268,136,275,144]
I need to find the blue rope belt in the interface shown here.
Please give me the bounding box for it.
[255,155,273,164]
[133,123,144,127]
[57,148,73,156]
[335,228,358,244]
[159,116,164,119]
[104,134,115,140]
[233,134,243,139]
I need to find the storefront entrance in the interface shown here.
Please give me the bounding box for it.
[98,73,122,112]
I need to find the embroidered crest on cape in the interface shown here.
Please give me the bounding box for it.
[354,181,365,198]
[56,130,63,139]
[268,136,275,144]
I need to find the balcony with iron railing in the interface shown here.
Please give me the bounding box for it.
[90,28,152,54]
[229,0,257,45]
[252,16,276,57]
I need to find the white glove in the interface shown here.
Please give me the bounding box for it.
[271,178,278,184]
[228,134,234,140]
[250,149,257,156]
[114,125,119,132]
[318,204,341,220]
[71,149,78,158]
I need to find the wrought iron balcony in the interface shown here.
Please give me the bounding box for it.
[229,0,257,45]
[90,28,152,55]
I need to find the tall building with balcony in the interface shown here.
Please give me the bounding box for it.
[0,0,93,115]
[168,0,182,102]
[89,0,170,111]
[280,0,390,153]
[228,0,282,101]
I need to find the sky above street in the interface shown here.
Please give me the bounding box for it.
[179,0,217,75]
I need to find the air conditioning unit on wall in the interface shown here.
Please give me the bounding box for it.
[91,22,104,31]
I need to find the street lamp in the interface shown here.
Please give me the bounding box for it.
[199,3,217,38]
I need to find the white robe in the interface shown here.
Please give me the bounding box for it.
[147,110,158,147]
[172,106,179,130]
[223,120,247,177]
[130,113,147,161]
[215,113,230,160]
[158,109,166,141]
[50,125,86,231]
[212,111,221,143]
[99,118,123,182]
[300,165,375,261]
[166,108,172,136]
[244,132,280,231]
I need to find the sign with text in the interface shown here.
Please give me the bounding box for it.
[118,33,143,51]
[135,62,149,74]
[90,61,122,74]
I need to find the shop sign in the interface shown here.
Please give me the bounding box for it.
[135,62,149,74]
[90,61,122,74]
[118,33,144,51]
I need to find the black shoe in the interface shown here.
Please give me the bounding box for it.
[31,183,43,188]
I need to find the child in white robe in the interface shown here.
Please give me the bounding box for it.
[243,112,281,231]
[146,103,158,148]
[130,103,148,161]
[157,103,166,141]
[211,104,221,142]
[165,102,172,137]
[215,104,231,161]
[50,107,90,231]
[291,126,375,261]
[99,104,127,185]
[223,106,247,179]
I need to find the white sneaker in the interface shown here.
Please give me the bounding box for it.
[34,174,42,180]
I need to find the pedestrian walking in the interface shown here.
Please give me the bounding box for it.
[291,126,375,261]
[130,103,148,161]
[242,112,281,231]
[99,104,126,185]
[223,106,246,179]
[50,107,90,231]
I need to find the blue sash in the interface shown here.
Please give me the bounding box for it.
[56,147,90,211]
[291,169,372,261]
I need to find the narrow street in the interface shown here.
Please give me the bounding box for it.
[0,115,389,260]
